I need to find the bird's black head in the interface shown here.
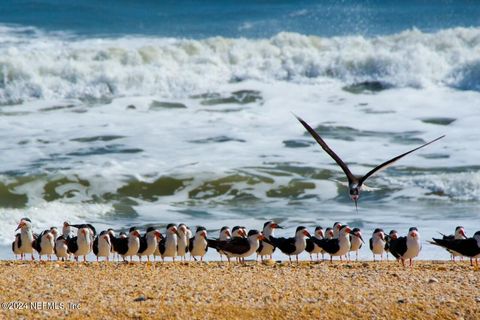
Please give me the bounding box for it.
[408,227,418,232]
[146,227,155,233]
[99,230,108,236]
[247,229,260,237]
[389,230,398,235]
[119,231,127,236]
[166,223,176,230]
[263,221,274,229]
[455,226,464,231]
[220,226,229,232]
[129,226,138,233]
[315,226,323,232]
[196,226,207,233]
[373,228,384,234]
[232,226,241,232]
[351,227,361,233]
[296,226,307,233]
[21,217,32,223]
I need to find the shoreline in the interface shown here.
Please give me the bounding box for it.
[1,260,479,319]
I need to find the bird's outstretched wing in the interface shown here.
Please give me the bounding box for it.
[359,135,445,185]
[295,115,356,184]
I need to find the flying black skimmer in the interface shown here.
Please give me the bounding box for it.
[34,227,58,261]
[189,226,208,261]
[67,224,94,262]
[137,227,162,262]
[311,225,351,262]
[159,224,178,261]
[389,227,422,267]
[437,226,467,261]
[332,222,343,239]
[295,115,445,210]
[93,230,113,262]
[430,231,480,267]
[370,228,386,261]
[15,218,37,260]
[208,230,264,263]
[269,226,311,262]
[306,226,325,261]
[111,227,141,262]
[384,230,399,260]
[216,226,231,261]
[177,223,190,261]
[349,227,364,261]
[257,221,282,261]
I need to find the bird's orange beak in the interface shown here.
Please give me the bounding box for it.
[15,221,25,231]
[303,230,311,237]
[202,231,207,238]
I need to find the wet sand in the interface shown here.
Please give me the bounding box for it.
[1,260,479,319]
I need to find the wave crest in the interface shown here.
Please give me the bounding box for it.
[1,27,480,104]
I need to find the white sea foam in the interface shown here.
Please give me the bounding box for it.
[1,27,480,104]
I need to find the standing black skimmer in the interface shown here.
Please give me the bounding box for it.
[62,221,73,239]
[93,230,113,262]
[369,228,386,261]
[349,227,364,261]
[231,226,246,238]
[312,225,352,262]
[208,230,264,263]
[269,226,311,262]
[177,223,190,261]
[67,224,94,262]
[111,227,141,262]
[189,226,208,261]
[54,234,69,261]
[430,231,480,267]
[332,222,343,238]
[437,226,467,261]
[306,226,325,261]
[12,233,22,259]
[295,115,444,210]
[159,224,178,261]
[33,227,57,261]
[389,227,422,267]
[15,218,36,260]
[384,230,399,260]
[215,226,231,261]
[257,221,282,261]
[325,227,334,239]
[137,227,162,262]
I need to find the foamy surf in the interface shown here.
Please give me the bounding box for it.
[1,27,480,104]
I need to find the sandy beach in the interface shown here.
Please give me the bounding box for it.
[1,260,478,319]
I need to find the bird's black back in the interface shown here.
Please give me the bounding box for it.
[93,236,99,255]
[431,238,480,257]
[67,236,79,254]
[311,237,340,254]
[389,236,407,259]
[269,236,297,255]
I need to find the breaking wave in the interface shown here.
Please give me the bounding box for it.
[1,26,480,104]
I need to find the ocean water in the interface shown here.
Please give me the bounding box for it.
[1,1,480,260]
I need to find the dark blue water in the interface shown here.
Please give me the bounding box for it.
[1,0,479,38]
